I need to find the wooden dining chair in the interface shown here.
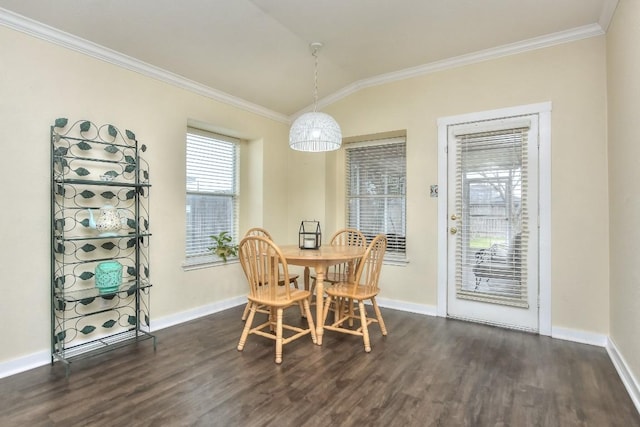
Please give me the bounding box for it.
[237,235,316,364]
[241,227,302,321]
[310,228,367,295]
[322,234,387,352]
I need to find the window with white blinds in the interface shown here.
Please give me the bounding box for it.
[185,128,239,264]
[455,125,529,306]
[346,137,406,260]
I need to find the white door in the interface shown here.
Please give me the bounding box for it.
[445,114,539,331]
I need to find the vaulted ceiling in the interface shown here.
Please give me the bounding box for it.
[0,0,618,120]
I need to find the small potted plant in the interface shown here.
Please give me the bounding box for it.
[209,231,238,262]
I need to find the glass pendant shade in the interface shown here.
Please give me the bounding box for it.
[289,111,342,152]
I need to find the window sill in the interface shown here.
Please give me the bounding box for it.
[182,255,239,271]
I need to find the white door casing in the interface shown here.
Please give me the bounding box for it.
[436,102,552,335]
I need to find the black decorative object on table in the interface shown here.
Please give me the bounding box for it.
[299,220,321,249]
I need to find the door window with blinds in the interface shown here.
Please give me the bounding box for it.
[455,121,530,306]
[346,137,406,260]
[185,128,239,265]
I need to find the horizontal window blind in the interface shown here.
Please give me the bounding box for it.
[346,137,406,259]
[455,126,529,307]
[186,129,239,261]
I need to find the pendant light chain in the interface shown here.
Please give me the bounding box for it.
[313,47,319,112]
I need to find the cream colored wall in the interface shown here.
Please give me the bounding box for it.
[0,17,613,367]
[0,26,291,363]
[607,0,640,387]
[321,36,610,333]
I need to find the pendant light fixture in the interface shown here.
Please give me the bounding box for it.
[289,42,342,152]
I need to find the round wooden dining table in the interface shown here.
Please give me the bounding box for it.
[278,244,366,345]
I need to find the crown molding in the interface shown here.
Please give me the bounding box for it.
[598,0,619,31]
[0,7,607,126]
[0,7,290,124]
[293,23,606,119]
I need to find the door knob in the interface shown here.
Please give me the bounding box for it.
[450,227,458,235]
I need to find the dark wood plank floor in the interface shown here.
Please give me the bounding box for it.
[0,306,638,427]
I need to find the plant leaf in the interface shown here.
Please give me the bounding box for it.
[54,146,69,156]
[127,219,137,229]
[101,242,116,250]
[108,125,117,137]
[80,243,96,252]
[124,165,136,174]
[80,297,95,306]
[140,144,147,152]
[54,118,68,128]
[127,238,136,248]
[127,266,136,276]
[124,155,136,164]
[101,191,116,199]
[105,145,119,154]
[79,121,91,132]
[125,129,136,140]
[102,319,116,328]
[80,325,96,335]
[127,315,137,326]
[79,190,95,199]
[125,190,136,200]
[77,141,91,150]
[80,218,90,227]
[104,170,119,177]
[74,167,90,176]
[143,170,149,180]
[79,271,94,280]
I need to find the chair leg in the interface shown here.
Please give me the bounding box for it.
[359,300,371,353]
[238,303,256,351]
[371,297,387,336]
[293,278,305,318]
[310,278,317,305]
[303,299,317,344]
[347,298,355,327]
[322,295,333,326]
[275,308,283,364]
[241,300,250,321]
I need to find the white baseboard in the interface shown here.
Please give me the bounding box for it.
[0,295,246,379]
[151,296,246,332]
[607,337,640,415]
[551,326,608,347]
[0,350,51,379]
[374,297,438,317]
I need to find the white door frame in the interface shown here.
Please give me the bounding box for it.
[436,102,552,336]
